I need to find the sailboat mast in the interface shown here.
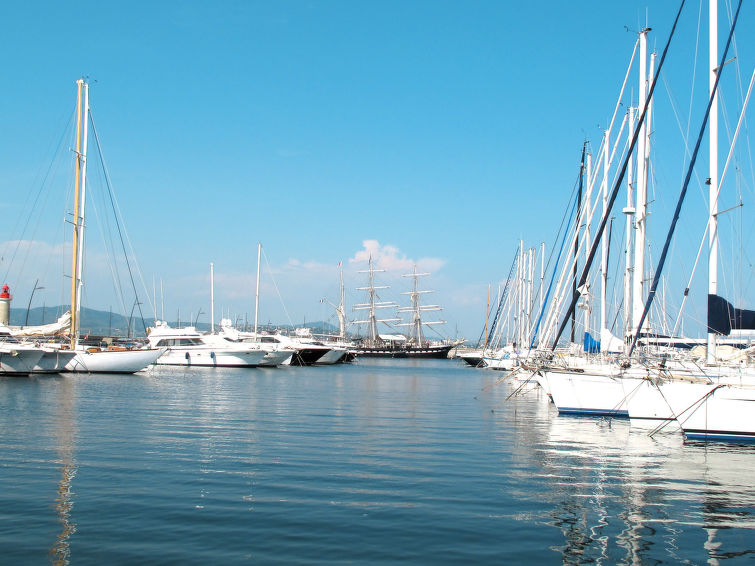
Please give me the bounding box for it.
[583,151,592,341]
[632,29,649,334]
[69,79,87,349]
[412,266,424,344]
[254,242,261,335]
[707,0,718,364]
[623,106,636,342]
[571,146,585,344]
[368,258,378,341]
[483,284,490,349]
[210,262,215,333]
[338,263,346,341]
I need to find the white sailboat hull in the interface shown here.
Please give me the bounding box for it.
[34,349,78,373]
[545,366,641,417]
[672,381,755,442]
[0,348,45,375]
[64,348,163,373]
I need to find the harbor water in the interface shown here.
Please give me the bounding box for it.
[2,358,754,564]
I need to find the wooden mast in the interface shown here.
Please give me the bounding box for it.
[70,79,84,349]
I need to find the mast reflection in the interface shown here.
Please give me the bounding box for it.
[49,378,77,566]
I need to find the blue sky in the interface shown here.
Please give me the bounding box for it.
[1,1,753,340]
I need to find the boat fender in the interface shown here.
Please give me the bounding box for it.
[185,352,190,360]
[210,352,216,359]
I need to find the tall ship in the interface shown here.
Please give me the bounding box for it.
[352,258,456,358]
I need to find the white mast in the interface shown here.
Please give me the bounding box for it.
[582,151,593,341]
[254,242,261,335]
[321,262,348,340]
[632,29,649,334]
[70,79,89,349]
[160,278,164,321]
[337,263,346,340]
[210,262,215,333]
[707,0,718,364]
[398,264,444,345]
[353,257,398,343]
[623,106,636,342]
[600,128,610,335]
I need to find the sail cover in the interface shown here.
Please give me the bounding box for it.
[708,294,755,336]
[11,311,72,337]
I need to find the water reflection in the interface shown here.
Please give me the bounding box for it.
[49,378,77,565]
[492,377,755,564]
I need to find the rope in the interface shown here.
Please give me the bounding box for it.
[552,3,687,350]
[629,0,744,356]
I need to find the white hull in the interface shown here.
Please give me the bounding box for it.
[34,349,78,373]
[544,366,644,417]
[671,381,755,442]
[64,348,162,373]
[0,348,45,375]
[482,356,518,371]
[154,347,267,367]
[259,350,294,367]
[314,348,346,365]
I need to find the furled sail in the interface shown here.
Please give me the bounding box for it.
[708,294,755,336]
[11,311,72,337]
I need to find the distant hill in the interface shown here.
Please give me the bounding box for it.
[10,306,339,337]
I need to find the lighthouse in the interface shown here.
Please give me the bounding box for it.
[0,285,11,325]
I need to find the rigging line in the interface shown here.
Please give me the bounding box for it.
[551,2,687,351]
[526,148,586,349]
[528,188,580,351]
[2,111,76,284]
[629,0,744,358]
[261,247,293,328]
[683,0,704,163]
[86,119,129,323]
[88,111,148,331]
[649,382,723,437]
[90,107,156,326]
[481,245,519,347]
[660,71,710,210]
[671,66,754,337]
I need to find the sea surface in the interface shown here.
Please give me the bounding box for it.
[1,358,754,565]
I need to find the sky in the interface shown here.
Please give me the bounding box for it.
[1,1,753,341]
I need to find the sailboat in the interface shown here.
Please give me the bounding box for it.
[353,258,456,358]
[62,79,162,373]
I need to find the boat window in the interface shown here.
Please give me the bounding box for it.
[155,337,203,347]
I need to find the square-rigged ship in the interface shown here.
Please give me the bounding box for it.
[352,258,457,358]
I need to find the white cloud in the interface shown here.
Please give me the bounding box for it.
[348,239,445,274]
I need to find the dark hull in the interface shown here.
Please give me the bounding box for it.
[460,356,484,367]
[355,344,453,359]
[289,348,328,366]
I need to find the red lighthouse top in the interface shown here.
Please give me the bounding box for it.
[0,285,10,299]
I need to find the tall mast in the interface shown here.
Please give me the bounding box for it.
[571,145,586,344]
[632,28,649,334]
[583,151,593,341]
[337,263,346,340]
[70,79,88,349]
[707,0,718,364]
[397,264,443,345]
[483,284,490,349]
[254,242,261,335]
[600,129,609,335]
[210,262,215,333]
[353,257,396,342]
[623,106,636,341]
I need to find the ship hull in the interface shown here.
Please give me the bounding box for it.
[355,345,453,359]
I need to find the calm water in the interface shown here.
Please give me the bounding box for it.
[1,358,754,564]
